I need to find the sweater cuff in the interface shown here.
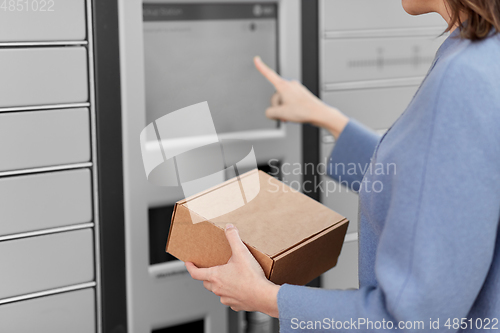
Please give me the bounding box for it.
[277,284,354,332]
[277,284,374,333]
[327,119,381,191]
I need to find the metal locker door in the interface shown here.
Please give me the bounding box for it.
[321,0,445,33]
[322,86,420,131]
[0,0,86,42]
[0,289,96,333]
[0,229,94,299]
[0,48,88,108]
[0,169,92,236]
[0,108,91,172]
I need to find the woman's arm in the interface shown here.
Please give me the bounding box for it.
[277,56,500,332]
[186,112,500,332]
[254,57,381,190]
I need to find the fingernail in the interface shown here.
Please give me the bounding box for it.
[254,56,261,61]
[226,223,234,230]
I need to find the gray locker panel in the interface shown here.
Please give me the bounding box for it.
[0,47,88,107]
[320,129,359,234]
[0,108,91,171]
[321,0,444,32]
[321,175,360,234]
[0,169,92,236]
[0,0,86,42]
[0,289,95,333]
[0,229,94,299]
[322,85,419,130]
[321,36,443,84]
[322,239,359,290]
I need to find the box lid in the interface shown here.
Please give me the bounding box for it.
[178,170,346,258]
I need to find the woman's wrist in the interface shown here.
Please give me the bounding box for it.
[309,103,349,139]
[257,281,280,318]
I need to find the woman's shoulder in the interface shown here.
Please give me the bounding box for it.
[423,33,500,120]
[438,32,500,89]
[406,32,500,151]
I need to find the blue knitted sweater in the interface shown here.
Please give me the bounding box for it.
[277,29,500,332]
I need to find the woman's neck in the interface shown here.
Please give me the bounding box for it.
[436,1,468,33]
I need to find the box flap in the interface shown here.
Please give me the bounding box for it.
[167,204,232,267]
[269,219,349,285]
[180,170,346,258]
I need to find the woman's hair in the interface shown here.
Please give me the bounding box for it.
[445,0,500,40]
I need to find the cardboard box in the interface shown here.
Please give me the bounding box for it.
[166,169,349,286]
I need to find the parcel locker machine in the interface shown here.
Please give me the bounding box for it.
[0,1,450,332]
[119,0,302,332]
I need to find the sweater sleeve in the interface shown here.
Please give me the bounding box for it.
[277,56,500,332]
[327,118,381,191]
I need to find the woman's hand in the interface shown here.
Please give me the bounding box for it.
[185,224,280,318]
[254,56,349,139]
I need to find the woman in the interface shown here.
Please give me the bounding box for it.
[186,0,500,331]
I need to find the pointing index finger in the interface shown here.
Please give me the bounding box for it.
[254,56,284,89]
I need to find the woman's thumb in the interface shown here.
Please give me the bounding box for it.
[266,106,286,120]
[225,224,247,258]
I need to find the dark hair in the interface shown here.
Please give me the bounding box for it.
[445,0,500,40]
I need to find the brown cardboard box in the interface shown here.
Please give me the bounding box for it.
[166,169,349,286]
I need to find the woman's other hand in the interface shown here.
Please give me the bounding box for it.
[254,56,349,138]
[185,224,280,318]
